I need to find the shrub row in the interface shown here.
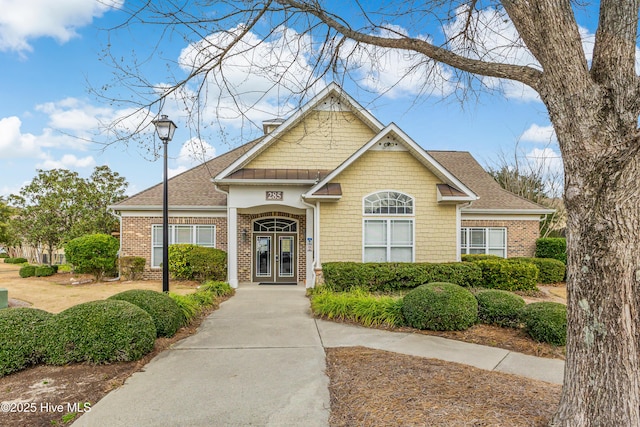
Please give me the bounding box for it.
[0,253,8,258]
[168,244,227,282]
[509,257,565,284]
[4,257,27,264]
[536,238,567,264]
[1,282,234,377]
[19,265,57,278]
[472,259,539,291]
[311,284,566,345]
[169,281,234,325]
[321,262,482,292]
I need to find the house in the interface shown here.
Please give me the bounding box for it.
[110,83,553,288]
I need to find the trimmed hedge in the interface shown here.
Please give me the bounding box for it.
[509,257,566,284]
[65,234,119,281]
[108,290,183,338]
[119,256,146,281]
[475,289,525,328]
[401,282,478,331]
[168,244,227,282]
[5,257,28,264]
[321,262,482,292]
[474,259,539,291]
[0,308,52,377]
[521,302,567,346]
[461,254,500,262]
[19,265,36,278]
[0,253,8,258]
[42,300,156,365]
[536,238,567,264]
[35,265,56,277]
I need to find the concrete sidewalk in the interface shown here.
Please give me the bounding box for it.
[74,284,564,427]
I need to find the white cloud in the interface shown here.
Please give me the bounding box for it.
[176,138,216,167]
[0,0,123,54]
[168,165,188,178]
[520,124,557,144]
[0,116,45,158]
[37,153,96,169]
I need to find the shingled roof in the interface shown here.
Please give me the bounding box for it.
[427,150,549,212]
[113,138,262,209]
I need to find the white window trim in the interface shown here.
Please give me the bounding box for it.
[151,224,217,268]
[362,218,415,262]
[460,227,507,258]
[362,190,415,216]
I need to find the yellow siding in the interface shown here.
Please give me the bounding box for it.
[319,150,458,263]
[247,111,376,170]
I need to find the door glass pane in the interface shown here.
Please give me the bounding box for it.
[256,236,271,277]
[279,236,294,277]
[391,220,413,245]
[175,226,192,244]
[364,220,387,245]
[364,247,387,262]
[390,247,412,262]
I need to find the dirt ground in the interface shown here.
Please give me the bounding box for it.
[0,261,566,426]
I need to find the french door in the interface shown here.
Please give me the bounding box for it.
[253,233,297,283]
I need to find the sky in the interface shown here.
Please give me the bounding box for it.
[0,1,600,200]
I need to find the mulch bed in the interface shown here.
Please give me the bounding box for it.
[327,346,561,427]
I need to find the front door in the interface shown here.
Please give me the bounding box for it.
[253,233,297,283]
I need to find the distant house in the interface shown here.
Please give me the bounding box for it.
[110,83,552,287]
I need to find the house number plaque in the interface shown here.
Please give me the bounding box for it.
[266,191,283,201]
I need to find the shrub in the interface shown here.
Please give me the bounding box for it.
[509,257,566,284]
[475,259,539,291]
[401,282,478,331]
[19,265,36,278]
[5,257,28,264]
[461,254,501,262]
[168,244,227,281]
[42,300,156,365]
[119,256,146,281]
[168,281,232,325]
[310,287,405,327]
[321,262,482,292]
[108,289,183,338]
[168,293,201,325]
[35,265,56,277]
[521,302,567,346]
[535,238,567,264]
[199,281,234,297]
[475,289,525,328]
[65,234,119,281]
[0,253,8,258]
[0,308,52,377]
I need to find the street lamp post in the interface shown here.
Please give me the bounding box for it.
[153,114,177,293]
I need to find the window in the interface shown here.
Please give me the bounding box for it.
[152,225,216,267]
[363,191,414,262]
[460,227,506,258]
[364,191,413,215]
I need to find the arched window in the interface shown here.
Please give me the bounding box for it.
[253,218,297,232]
[364,191,413,215]
[363,191,414,262]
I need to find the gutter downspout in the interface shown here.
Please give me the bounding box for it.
[214,183,236,288]
[108,208,122,281]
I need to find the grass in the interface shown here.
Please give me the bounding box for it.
[310,288,404,327]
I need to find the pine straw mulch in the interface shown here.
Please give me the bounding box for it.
[327,346,561,427]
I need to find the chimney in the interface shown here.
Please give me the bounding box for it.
[262,118,285,134]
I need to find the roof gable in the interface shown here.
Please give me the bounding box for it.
[214,82,385,180]
[304,123,477,201]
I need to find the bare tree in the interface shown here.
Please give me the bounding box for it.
[102,1,640,425]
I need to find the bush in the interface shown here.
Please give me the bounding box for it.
[19,265,36,278]
[42,300,156,365]
[198,281,234,297]
[321,262,482,292]
[119,256,146,281]
[35,265,56,277]
[0,308,52,377]
[108,290,183,338]
[168,293,202,325]
[168,281,233,325]
[475,259,539,291]
[509,257,566,284]
[5,257,28,264]
[65,234,119,281]
[535,238,567,264]
[168,244,227,282]
[521,302,567,346]
[0,253,8,258]
[475,289,525,328]
[310,287,405,327]
[402,282,478,331]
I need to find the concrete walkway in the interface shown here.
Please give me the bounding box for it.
[74,284,564,427]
